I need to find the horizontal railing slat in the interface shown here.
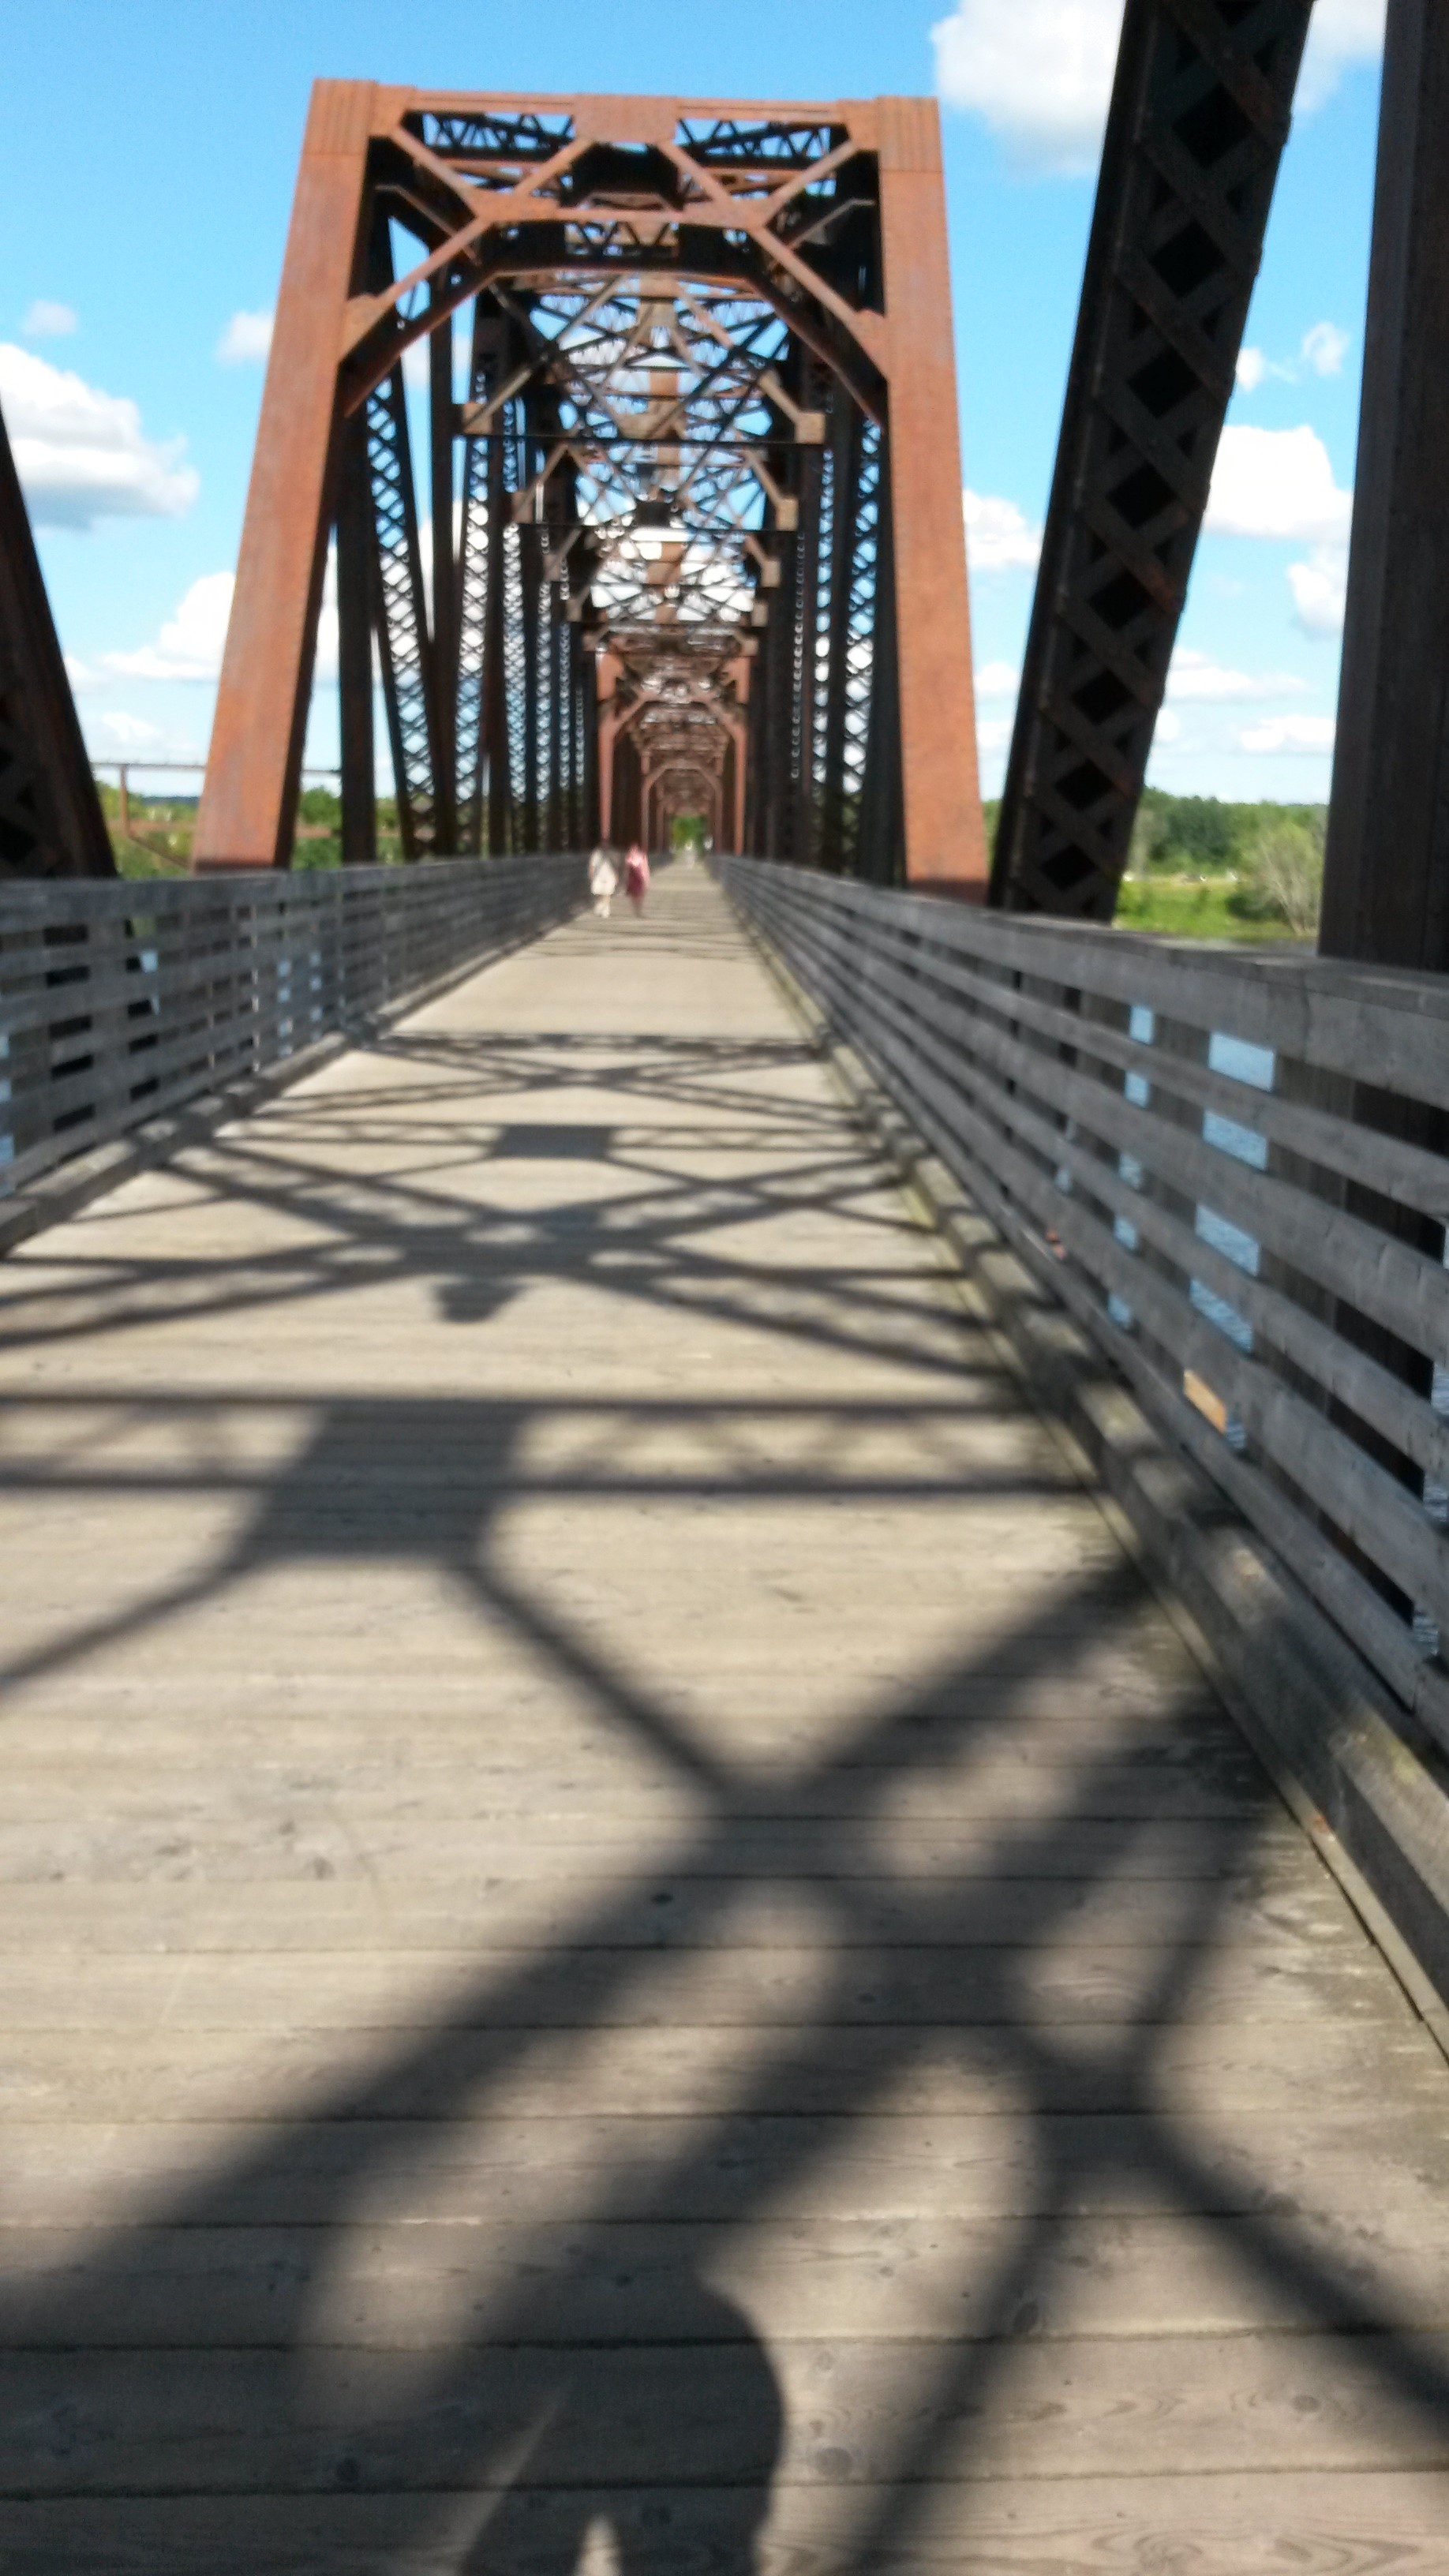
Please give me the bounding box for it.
[829,900,1449,1219]
[792,893,1449,1364]
[722,856,1449,1755]
[764,868,1449,1109]
[1,856,586,1217]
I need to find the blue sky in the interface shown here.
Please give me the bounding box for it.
[1,0,1385,804]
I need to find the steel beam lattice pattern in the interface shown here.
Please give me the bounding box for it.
[365,368,440,859]
[194,85,984,887]
[991,0,1313,920]
[454,417,492,855]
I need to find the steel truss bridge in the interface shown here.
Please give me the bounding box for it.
[7,6,1449,2560]
[194,84,983,893]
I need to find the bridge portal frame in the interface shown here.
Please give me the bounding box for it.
[193,81,985,894]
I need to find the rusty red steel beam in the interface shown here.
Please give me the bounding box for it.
[195,83,985,894]
[197,83,375,878]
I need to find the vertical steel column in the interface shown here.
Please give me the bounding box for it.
[546,606,564,851]
[858,439,903,883]
[581,642,600,846]
[455,477,488,854]
[197,79,376,870]
[519,519,541,852]
[793,449,824,863]
[365,364,439,858]
[1311,2,1449,1590]
[484,424,512,855]
[335,405,376,866]
[429,283,459,856]
[808,420,837,866]
[875,95,985,895]
[1321,0,1449,969]
[817,394,859,874]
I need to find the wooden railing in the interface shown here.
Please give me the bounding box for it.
[0,856,586,1226]
[721,856,1449,1756]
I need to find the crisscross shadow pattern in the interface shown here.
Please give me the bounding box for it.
[2,870,1448,2570]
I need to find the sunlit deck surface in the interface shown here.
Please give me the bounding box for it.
[2,867,1449,2570]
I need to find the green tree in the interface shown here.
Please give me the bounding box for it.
[1240,817,1324,936]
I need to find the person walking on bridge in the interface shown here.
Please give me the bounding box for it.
[587,844,618,919]
[623,843,650,914]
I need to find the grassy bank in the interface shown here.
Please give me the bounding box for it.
[983,788,1325,940]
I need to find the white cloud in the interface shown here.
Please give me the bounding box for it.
[934,0,1382,174]
[23,300,77,339]
[85,709,207,770]
[1237,326,1351,391]
[215,309,274,366]
[0,343,197,528]
[95,711,168,750]
[1154,709,1182,745]
[103,555,339,687]
[1297,0,1385,113]
[932,0,1121,174]
[964,488,1043,572]
[975,659,1020,698]
[1166,648,1308,703]
[63,652,99,693]
[1301,319,1350,377]
[976,715,1013,754]
[104,571,235,680]
[1288,541,1350,637]
[1239,713,1336,755]
[1205,424,1352,544]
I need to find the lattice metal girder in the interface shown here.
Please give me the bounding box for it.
[197,83,983,887]
[455,407,492,853]
[0,399,114,882]
[991,0,1312,920]
[365,366,439,857]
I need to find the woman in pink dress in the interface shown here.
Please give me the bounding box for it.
[623,844,650,913]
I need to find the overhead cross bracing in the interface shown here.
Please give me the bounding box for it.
[194,86,987,894]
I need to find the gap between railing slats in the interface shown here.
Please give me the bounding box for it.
[720,855,1449,1756]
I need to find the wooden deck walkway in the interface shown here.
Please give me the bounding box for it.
[2,866,1449,2570]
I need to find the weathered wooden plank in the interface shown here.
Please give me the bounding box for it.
[6,2326,1449,2493]
[5,872,1449,2552]
[0,1779,1288,1859]
[0,1941,1398,2032]
[6,2477,1449,2575]
[0,1808,1305,1885]
[10,2200,1449,2345]
[1,2009,1428,2124]
[0,1868,1356,1955]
